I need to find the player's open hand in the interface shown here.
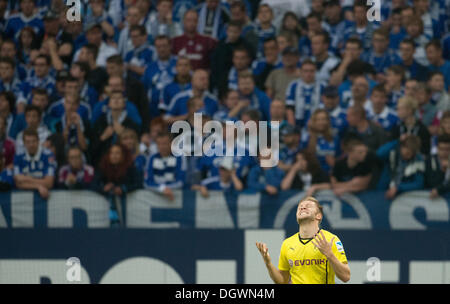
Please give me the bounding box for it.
[312,231,334,259]
[256,242,271,265]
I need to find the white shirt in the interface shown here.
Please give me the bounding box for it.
[73,42,119,67]
[261,0,310,29]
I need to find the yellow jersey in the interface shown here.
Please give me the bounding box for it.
[278,229,348,284]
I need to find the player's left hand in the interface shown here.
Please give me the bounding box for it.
[312,231,334,258]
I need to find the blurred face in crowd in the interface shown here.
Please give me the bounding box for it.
[406,21,421,38]
[156,135,171,156]
[282,53,299,69]
[415,88,430,106]
[130,29,146,48]
[257,5,273,24]
[64,94,80,114]
[126,6,141,26]
[0,116,5,136]
[372,33,388,54]
[348,143,368,163]
[109,93,125,111]
[108,76,125,93]
[20,0,35,17]
[109,145,123,165]
[437,140,450,161]
[400,146,414,160]
[263,39,278,62]
[175,58,191,77]
[311,35,328,57]
[296,153,308,172]
[32,93,49,111]
[353,6,367,24]
[34,57,50,78]
[238,77,255,96]
[270,100,286,121]
[351,76,369,100]
[157,0,172,17]
[192,70,209,92]
[188,97,204,115]
[0,95,11,114]
[311,0,324,13]
[391,12,402,28]
[300,63,316,84]
[20,28,34,48]
[428,74,445,92]
[0,42,16,58]
[346,108,360,126]
[371,90,387,113]
[230,4,246,22]
[25,110,40,129]
[399,42,415,62]
[440,117,450,136]
[404,80,418,97]
[155,37,171,61]
[68,148,83,170]
[206,0,219,10]
[0,62,14,81]
[306,16,321,33]
[78,47,92,63]
[136,0,150,13]
[413,0,429,15]
[386,70,402,87]
[401,9,414,27]
[224,90,239,110]
[324,3,341,23]
[344,41,363,60]
[226,25,241,43]
[65,80,80,96]
[322,95,339,110]
[232,50,250,71]
[425,45,442,66]
[283,14,298,31]
[70,64,84,80]
[283,133,300,147]
[86,27,102,46]
[396,101,413,120]
[106,62,123,77]
[312,111,329,133]
[277,36,290,54]
[183,10,198,34]
[120,131,137,152]
[24,134,40,155]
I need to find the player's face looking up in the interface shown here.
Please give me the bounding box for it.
[296,200,322,224]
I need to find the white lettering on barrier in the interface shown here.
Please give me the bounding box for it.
[389,191,450,230]
[126,190,183,228]
[236,192,261,229]
[409,261,450,284]
[336,260,399,284]
[196,260,237,283]
[0,259,90,284]
[11,192,34,227]
[47,190,110,228]
[195,191,234,228]
[273,190,372,229]
[99,257,184,284]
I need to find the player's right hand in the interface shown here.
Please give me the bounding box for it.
[256,242,271,265]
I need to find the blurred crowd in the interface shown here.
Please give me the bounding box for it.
[1,0,450,225]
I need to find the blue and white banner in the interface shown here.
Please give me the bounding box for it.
[0,189,449,231]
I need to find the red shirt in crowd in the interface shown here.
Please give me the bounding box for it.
[1,137,15,167]
[172,33,217,70]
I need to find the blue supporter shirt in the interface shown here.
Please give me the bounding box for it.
[0,168,14,187]
[144,153,186,192]
[4,13,44,41]
[124,42,157,79]
[47,98,92,123]
[13,147,56,179]
[165,89,219,119]
[160,80,192,112]
[366,105,399,132]
[428,60,450,90]
[303,132,340,173]
[285,79,324,128]
[361,49,402,74]
[91,98,142,126]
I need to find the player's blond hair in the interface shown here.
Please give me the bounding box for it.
[299,196,324,224]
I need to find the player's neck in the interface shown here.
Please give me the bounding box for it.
[298,222,320,239]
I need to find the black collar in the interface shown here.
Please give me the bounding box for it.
[298,229,321,245]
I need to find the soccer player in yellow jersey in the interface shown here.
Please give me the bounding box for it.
[256,196,350,284]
